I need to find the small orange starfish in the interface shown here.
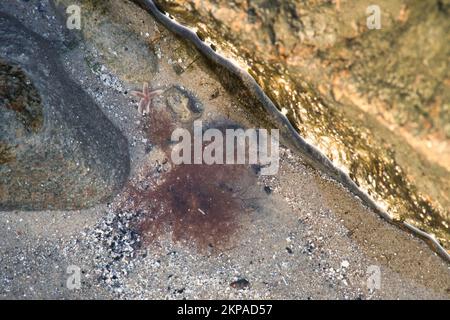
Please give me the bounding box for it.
[131,82,164,115]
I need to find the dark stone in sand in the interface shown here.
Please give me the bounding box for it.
[230,278,250,290]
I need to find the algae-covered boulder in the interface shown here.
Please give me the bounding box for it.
[0,12,129,210]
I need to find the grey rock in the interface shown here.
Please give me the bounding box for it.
[0,12,130,210]
[161,85,203,123]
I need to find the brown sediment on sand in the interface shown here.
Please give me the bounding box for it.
[119,114,259,251]
[127,163,256,250]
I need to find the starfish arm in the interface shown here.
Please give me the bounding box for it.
[131,91,146,98]
[149,89,165,98]
[138,99,147,114]
[142,82,149,96]
[145,100,152,114]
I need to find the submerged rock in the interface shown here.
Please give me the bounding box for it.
[163,85,203,122]
[0,12,129,210]
[152,0,450,251]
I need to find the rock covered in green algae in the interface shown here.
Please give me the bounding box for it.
[0,10,129,210]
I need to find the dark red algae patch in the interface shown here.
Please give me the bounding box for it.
[142,106,176,148]
[126,162,257,251]
[122,95,259,250]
